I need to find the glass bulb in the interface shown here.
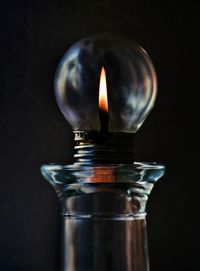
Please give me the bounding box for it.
[55,34,157,133]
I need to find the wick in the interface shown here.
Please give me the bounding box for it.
[99,108,109,133]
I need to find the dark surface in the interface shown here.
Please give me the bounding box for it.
[0,1,199,271]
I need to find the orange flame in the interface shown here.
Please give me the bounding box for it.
[99,67,108,112]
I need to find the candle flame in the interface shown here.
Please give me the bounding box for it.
[99,67,108,112]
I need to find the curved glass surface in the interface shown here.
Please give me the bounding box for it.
[41,162,165,189]
[55,34,157,132]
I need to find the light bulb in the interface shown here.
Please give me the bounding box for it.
[55,34,157,133]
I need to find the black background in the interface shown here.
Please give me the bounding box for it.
[0,1,199,271]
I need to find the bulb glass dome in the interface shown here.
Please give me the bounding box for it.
[55,34,157,133]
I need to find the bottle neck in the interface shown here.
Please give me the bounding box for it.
[61,181,149,271]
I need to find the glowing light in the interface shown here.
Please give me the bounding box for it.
[99,67,108,112]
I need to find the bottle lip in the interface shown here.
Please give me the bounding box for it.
[41,162,165,187]
[41,162,165,170]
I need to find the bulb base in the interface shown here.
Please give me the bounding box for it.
[73,131,135,165]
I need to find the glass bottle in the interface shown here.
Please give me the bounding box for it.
[41,162,165,271]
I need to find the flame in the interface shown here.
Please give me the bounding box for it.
[99,67,108,112]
